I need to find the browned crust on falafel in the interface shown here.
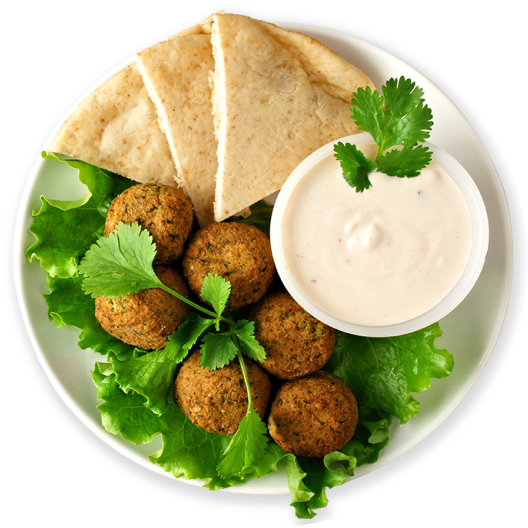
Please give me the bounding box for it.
[104,183,194,265]
[182,222,275,310]
[268,371,358,457]
[250,291,336,379]
[174,350,271,435]
[95,266,191,350]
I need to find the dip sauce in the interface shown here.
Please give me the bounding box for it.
[280,147,472,326]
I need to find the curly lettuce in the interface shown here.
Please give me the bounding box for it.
[27,155,454,519]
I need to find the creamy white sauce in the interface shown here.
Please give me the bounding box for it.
[280,149,472,326]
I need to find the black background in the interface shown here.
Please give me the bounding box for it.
[13,4,516,524]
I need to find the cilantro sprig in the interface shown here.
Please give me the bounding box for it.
[79,222,268,477]
[334,76,434,191]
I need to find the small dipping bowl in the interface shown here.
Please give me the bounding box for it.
[270,133,489,337]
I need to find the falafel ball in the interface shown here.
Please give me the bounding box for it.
[250,292,337,380]
[268,371,358,457]
[95,266,191,350]
[182,222,275,310]
[174,350,271,435]
[104,183,194,265]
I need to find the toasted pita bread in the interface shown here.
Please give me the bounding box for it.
[137,32,217,226]
[48,63,178,187]
[210,14,376,222]
[135,14,242,226]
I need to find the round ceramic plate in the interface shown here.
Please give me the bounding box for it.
[13,23,512,495]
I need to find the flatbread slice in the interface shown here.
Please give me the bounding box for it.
[48,63,178,187]
[137,32,217,226]
[210,14,376,222]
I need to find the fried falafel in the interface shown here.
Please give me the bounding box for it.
[105,183,194,265]
[95,266,191,350]
[174,350,272,435]
[268,371,358,457]
[250,291,336,379]
[182,222,275,310]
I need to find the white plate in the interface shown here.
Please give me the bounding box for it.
[13,23,512,495]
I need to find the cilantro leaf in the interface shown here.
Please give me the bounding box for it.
[200,273,231,323]
[200,333,238,370]
[380,77,433,149]
[234,320,266,363]
[337,76,434,190]
[79,222,161,298]
[108,313,217,415]
[349,85,385,146]
[165,312,215,363]
[352,76,433,157]
[79,222,219,319]
[377,144,433,177]
[333,142,377,192]
[216,403,269,479]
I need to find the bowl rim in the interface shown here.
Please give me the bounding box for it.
[270,132,490,337]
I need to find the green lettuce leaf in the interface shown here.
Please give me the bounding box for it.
[291,456,348,519]
[92,363,292,489]
[109,349,180,416]
[91,363,166,444]
[231,200,274,237]
[28,155,455,519]
[326,324,453,424]
[26,153,135,277]
[287,407,391,519]
[44,273,137,360]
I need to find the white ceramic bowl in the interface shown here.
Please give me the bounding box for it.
[270,132,490,337]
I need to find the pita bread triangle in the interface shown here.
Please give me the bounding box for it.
[137,18,218,226]
[210,14,376,222]
[48,63,178,187]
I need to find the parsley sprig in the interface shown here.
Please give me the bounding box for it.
[334,76,434,192]
[79,222,268,478]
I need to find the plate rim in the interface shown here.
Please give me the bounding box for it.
[13,21,513,496]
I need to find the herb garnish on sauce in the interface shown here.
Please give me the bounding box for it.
[334,76,434,191]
